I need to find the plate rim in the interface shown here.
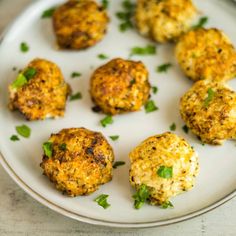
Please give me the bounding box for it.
[0,0,236,228]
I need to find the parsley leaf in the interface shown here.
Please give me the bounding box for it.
[192,16,208,29]
[11,74,27,89]
[100,115,113,127]
[145,100,158,113]
[204,88,215,107]
[130,45,156,56]
[157,63,172,73]
[71,72,81,78]
[133,184,150,209]
[157,166,173,179]
[94,194,110,209]
[182,125,189,134]
[161,201,174,209]
[15,125,31,138]
[152,86,158,94]
[59,143,67,151]
[113,161,125,169]
[169,123,176,131]
[41,7,56,18]
[70,92,82,101]
[98,54,109,60]
[101,0,109,9]
[43,142,53,158]
[10,135,20,141]
[24,68,37,80]
[109,135,119,141]
[20,42,29,53]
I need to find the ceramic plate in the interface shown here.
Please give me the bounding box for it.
[0,0,236,228]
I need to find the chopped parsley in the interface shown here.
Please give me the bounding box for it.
[98,54,109,60]
[157,166,173,179]
[152,86,158,94]
[100,115,113,127]
[70,92,82,101]
[43,142,53,158]
[170,123,176,131]
[24,68,37,80]
[109,135,119,141]
[94,194,110,209]
[161,201,174,209]
[41,7,56,18]
[145,100,158,113]
[71,72,81,78]
[116,0,135,32]
[182,125,189,134]
[59,143,67,151]
[192,16,208,29]
[101,0,109,9]
[15,124,31,138]
[20,42,29,53]
[132,184,150,209]
[130,45,156,56]
[10,135,20,141]
[11,74,28,89]
[204,88,215,107]
[157,63,172,73]
[113,161,125,169]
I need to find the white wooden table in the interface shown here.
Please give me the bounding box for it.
[0,1,236,235]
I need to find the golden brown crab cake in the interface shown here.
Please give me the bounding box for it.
[40,127,114,196]
[175,28,236,82]
[129,132,199,206]
[90,58,150,115]
[135,0,197,43]
[8,58,70,121]
[180,80,236,145]
[53,0,109,49]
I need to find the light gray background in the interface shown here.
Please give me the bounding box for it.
[0,0,236,235]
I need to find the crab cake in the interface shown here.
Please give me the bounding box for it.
[180,80,236,145]
[8,58,70,121]
[135,0,197,43]
[175,28,236,82]
[40,128,114,196]
[52,0,109,49]
[90,58,150,115]
[129,132,199,206]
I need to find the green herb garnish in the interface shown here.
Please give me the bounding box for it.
[119,21,133,32]
[15,125,31,138]
[94,194,110,209]
[192,16,208,29]
[59,143,67,151]
[152,86,158,94]
[145,100,158,113]
[43,142,53,158]
[24,68,37,80]
[98,54,109,60]
[170,123,176,131]
[10,135,20,141]
[41,7,56,18]
[70,92,82,101]
[71,72,82,78]
[11,74,28,89]
[100,115,113,127]
[101,0,109,9]
[161,201,174,209]
[204,88,215,107]
[182,125,189,134]
[20,42,29,53]
[132,184,150,209]
[130,45,156,56]
[157,166,173,179]
[113,161,125,169]
[109,135,119,141]
[157,63,172,73]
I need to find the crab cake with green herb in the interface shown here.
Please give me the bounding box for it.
[180,80,236,145]
[8,58,70,121]
[129,132,199,206]
[40,128,114,196]
[175,28,236,82]
[53,0,109,49]
[135,0,197,43]
[90,58,150,115]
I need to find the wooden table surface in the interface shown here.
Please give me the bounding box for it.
[0,1,236,235]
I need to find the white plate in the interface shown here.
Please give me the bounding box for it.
[0,0,236,228]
